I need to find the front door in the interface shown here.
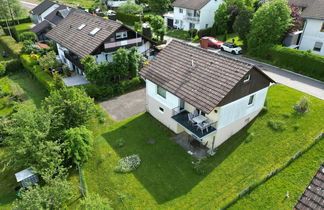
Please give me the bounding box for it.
[167,18,174,28]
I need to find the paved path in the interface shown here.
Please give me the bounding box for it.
[100,88,146,122]
[165,36,324,100]
[20,1,38,9]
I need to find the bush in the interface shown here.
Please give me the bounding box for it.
[116,12,140,26]
[19,32,37,42]
[0,36,23,57]
[293,96,309,114]
[2,59,22,73]
[0,17,31,27]
[188,29,198,38]
[0,62,6,76]
[198,27,215,38]
[3,27,19,41]
[267,120,285,131]
[115,154,141,173]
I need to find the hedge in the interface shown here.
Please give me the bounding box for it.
[3,23,32,41]
[0,36,23,57]
[116,12,140,26]
[20,54,53,91]
[0,17,31,27]
[82,77,145,100]
[0,59,23,74]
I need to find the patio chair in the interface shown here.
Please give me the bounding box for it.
[187,113,196,125]
[197,122,212,134]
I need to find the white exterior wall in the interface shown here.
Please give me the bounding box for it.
[169,0,222,31]
[299,19,324,56]
[146,80,184,133]
[199,0,222,29]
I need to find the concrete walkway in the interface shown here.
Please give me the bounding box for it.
[165,36,324,100]
[100,88,146,122]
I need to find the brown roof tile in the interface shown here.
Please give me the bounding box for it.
[172,0,211,10]
[139,40,259,113]
[46,10,122,57]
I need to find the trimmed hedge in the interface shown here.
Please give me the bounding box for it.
[0,36,23,57]
[83,77,145,100]
[0,17,31,27]
[0,59,23,74]
[3,23,32,41]
[116,12,140,26]
[20,54,53,91]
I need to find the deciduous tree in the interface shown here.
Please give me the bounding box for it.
[233,7,253,46]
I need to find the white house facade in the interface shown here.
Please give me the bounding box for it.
[164,0,223,31]
[30,0,60,24]
[139,40,274,152]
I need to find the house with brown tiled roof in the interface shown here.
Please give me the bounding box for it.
[163,0,223,31]
[289,0,324,56]
[46,10,156,77]
[139,40,274,153]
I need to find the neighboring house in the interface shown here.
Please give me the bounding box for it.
[46,10,155,77]
[30,5,75,40]
[106,0,135,9]
[164,0,223,31]
[29,0,60,24]
[294,163,324,210]
[139,40,274,151]
[289,0,324,56]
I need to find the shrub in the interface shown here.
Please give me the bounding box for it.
[267,120,285,131]
[19,32,37,42]
[198,27,214,38]
[115,154,141,173]
[21,40,45,55]
[293,96,309,113]
[0,62,6,76]
[116,12,140,25]
[188,29,198,38]
[3,59,22,73]
[0,36,23,57]
[0,17,31,27]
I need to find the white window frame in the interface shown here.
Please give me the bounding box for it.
[243,74,251,83]
[248,95,255,106]
[179,8,183,13]
[116,31,128,39]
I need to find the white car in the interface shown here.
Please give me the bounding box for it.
[220,42,242,55]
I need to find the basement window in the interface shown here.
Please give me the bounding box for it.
[78,24,86,30]
[313,42,323,52]
[89,27,101,36]
[243,74,251,83]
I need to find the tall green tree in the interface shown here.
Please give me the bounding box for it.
[247,0,292,54]
[149,15,166,42]
[118,0,143,14]
[43,87,96,130]
[148,0,171,15]
[113,48,130,79]
[233,7,254,46]
[13,178,74,210]
[63,126,94,166]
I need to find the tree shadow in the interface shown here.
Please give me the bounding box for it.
[102,113,255,204]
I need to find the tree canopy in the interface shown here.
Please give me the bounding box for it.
[118,0,143,14]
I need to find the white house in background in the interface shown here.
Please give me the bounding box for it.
[106,0,135,9]
[46,10,155,86]
[289,0,324,56]
[29,0,60,24]
[164,0,223,31]
[139,40,275,153]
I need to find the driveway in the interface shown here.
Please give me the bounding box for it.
[100,88,146,122]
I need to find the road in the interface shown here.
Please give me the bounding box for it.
[20,1,38,10]
[165,36,324,100]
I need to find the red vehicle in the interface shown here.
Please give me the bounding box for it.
[202,37,223,48]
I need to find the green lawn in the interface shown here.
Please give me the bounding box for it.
[0,72,47,209]
[82,84,324,209]
[229,137,324,209]
[166,29,190,40]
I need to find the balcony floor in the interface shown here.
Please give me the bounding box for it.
[172,111,216,139]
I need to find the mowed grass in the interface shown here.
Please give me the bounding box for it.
[83,84,324,209]
[0,72,47,209]
[229,137,324,209]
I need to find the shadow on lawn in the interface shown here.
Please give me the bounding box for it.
[102,113,254,204]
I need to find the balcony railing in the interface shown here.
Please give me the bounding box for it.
[184,16,200,23]
[104,37,142,49]
[171,109,217,139]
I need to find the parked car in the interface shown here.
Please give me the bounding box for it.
[220,42,242,55]
[202,37,224,48]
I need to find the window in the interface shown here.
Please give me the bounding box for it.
[189,23,195,29]
[159,107,164,113]
[89,27,101,36]
[179,8,183,13]
[116,31,127,39]
[248,95,255,105]
[313,42,323,52]
[243,74,251,82]
[157,86,166,98]
[321,22,324,32]
[175,19,179,24]
[78,24,86,30]
[205,24,209,28]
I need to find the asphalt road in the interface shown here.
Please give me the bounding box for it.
[20,1,38,10]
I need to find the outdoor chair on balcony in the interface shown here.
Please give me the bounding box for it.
[188,113,196,125]
[197,121,212,134]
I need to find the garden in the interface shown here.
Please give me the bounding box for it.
[78,84,324,209]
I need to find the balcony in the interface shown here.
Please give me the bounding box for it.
[106,0,128,7]
[104,37,143,50]
[64,51,83,70]
[184,15,200,23]
[171,108,217,140]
